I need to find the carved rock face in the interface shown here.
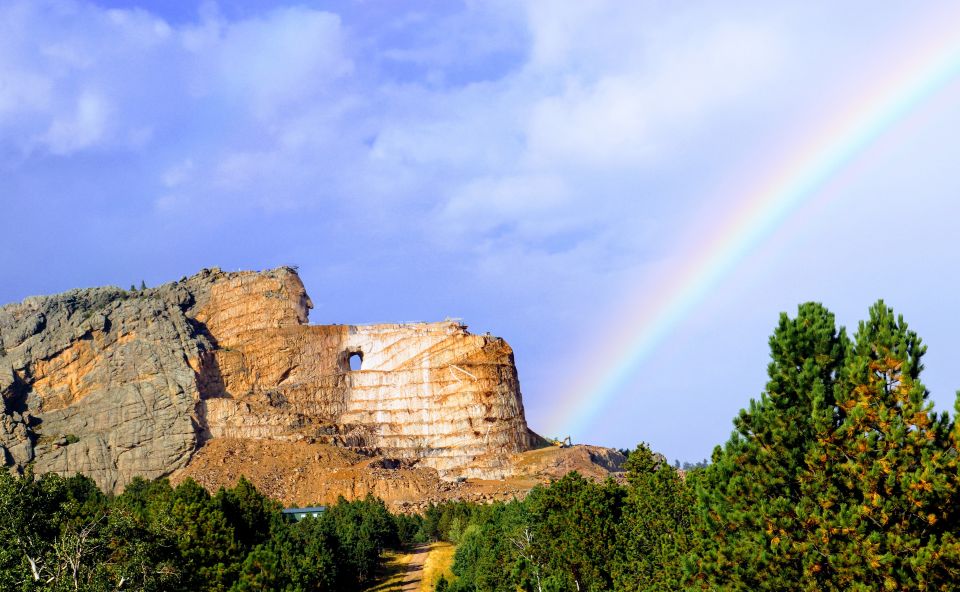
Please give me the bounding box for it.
[0,267,540,492]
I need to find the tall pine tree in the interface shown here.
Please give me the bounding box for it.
[688,302,847,590]
[800,301,960,590]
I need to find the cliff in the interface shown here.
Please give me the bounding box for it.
[0,267,553,494]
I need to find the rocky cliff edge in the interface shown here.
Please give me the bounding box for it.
[0,267,587,496]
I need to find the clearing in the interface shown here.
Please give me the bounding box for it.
[366,542,456,592]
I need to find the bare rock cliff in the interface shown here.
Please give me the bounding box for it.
[0,267,545,492]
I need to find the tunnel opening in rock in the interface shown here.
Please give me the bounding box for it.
[348,351,363,371]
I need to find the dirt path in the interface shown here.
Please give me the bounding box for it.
[366,544,431,592]
[400,545,430,591]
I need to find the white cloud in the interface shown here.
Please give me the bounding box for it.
[188,7,352,116]
[40,90,110,154]
[0,1,175,156]
[519,11,783,171]
[0,0,785,256]
[0,69,52,122]
[0,1,352,160]
[441,174,573,239]
[0,1,785,201]
[524,76,655,170]
[364,4,788,262]
[162,159,195,188]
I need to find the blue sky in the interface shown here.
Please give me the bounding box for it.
[3,1,960,463]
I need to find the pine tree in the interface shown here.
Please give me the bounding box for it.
[687,302,847,590]
[614,443,693,591]
[524,472,625,591]
[800,301,960,590]
[214,476,280,554]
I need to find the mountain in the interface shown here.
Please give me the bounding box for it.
[0,267,622,508]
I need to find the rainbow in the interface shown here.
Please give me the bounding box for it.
[546,14,960,437]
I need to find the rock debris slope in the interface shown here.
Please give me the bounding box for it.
[0,267,560,494]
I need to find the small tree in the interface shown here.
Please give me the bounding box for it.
[615,443,693,591]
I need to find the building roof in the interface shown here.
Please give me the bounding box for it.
[282,506,327,514]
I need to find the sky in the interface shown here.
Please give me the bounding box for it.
[3,1,960,463]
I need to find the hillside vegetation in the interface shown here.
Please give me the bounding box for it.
[408,301,960,591]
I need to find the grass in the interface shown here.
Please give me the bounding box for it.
[364,542,457,592]
[420,542,456,592]
[364,549,414,592]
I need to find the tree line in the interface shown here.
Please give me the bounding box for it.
[433,300,960,591]
[0,472,408,591]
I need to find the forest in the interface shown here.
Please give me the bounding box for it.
[4,300,960,591]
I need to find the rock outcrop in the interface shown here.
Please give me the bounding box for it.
[0,267,550,493]
[172,437,625,512]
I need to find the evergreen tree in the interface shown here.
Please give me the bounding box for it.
[614,443,693,590]
[215,477,281,553]
[232,515,343,592]
[324,495,398,585]
[100,507,180,592]
[688,302,847,590]
[393,512,426,547]
[800,301,960,590]
[162,478,242,592]
[524,472,625,591]
[450,502,534,592]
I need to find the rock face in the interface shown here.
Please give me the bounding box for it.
[0,267,544,492]
[172,438,625,513]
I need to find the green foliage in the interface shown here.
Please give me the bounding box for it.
[615,443,695,591]
[423,501,477,543]
[232,514,343,592]
[323,494,399,585]
[233,494,400,591]
[450,501,531,592]
[394,512,426,546]
[448,468,693,592]
[689,300,960,591]
[679,459,708,470]
[689,302,848,590]
[161,478,242,591]
[446,300,960,592]
[0,473,401,591]
[214,476,281,552]
[524,473,625,590]
[0,469,178,591]
[801,301,960,590]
